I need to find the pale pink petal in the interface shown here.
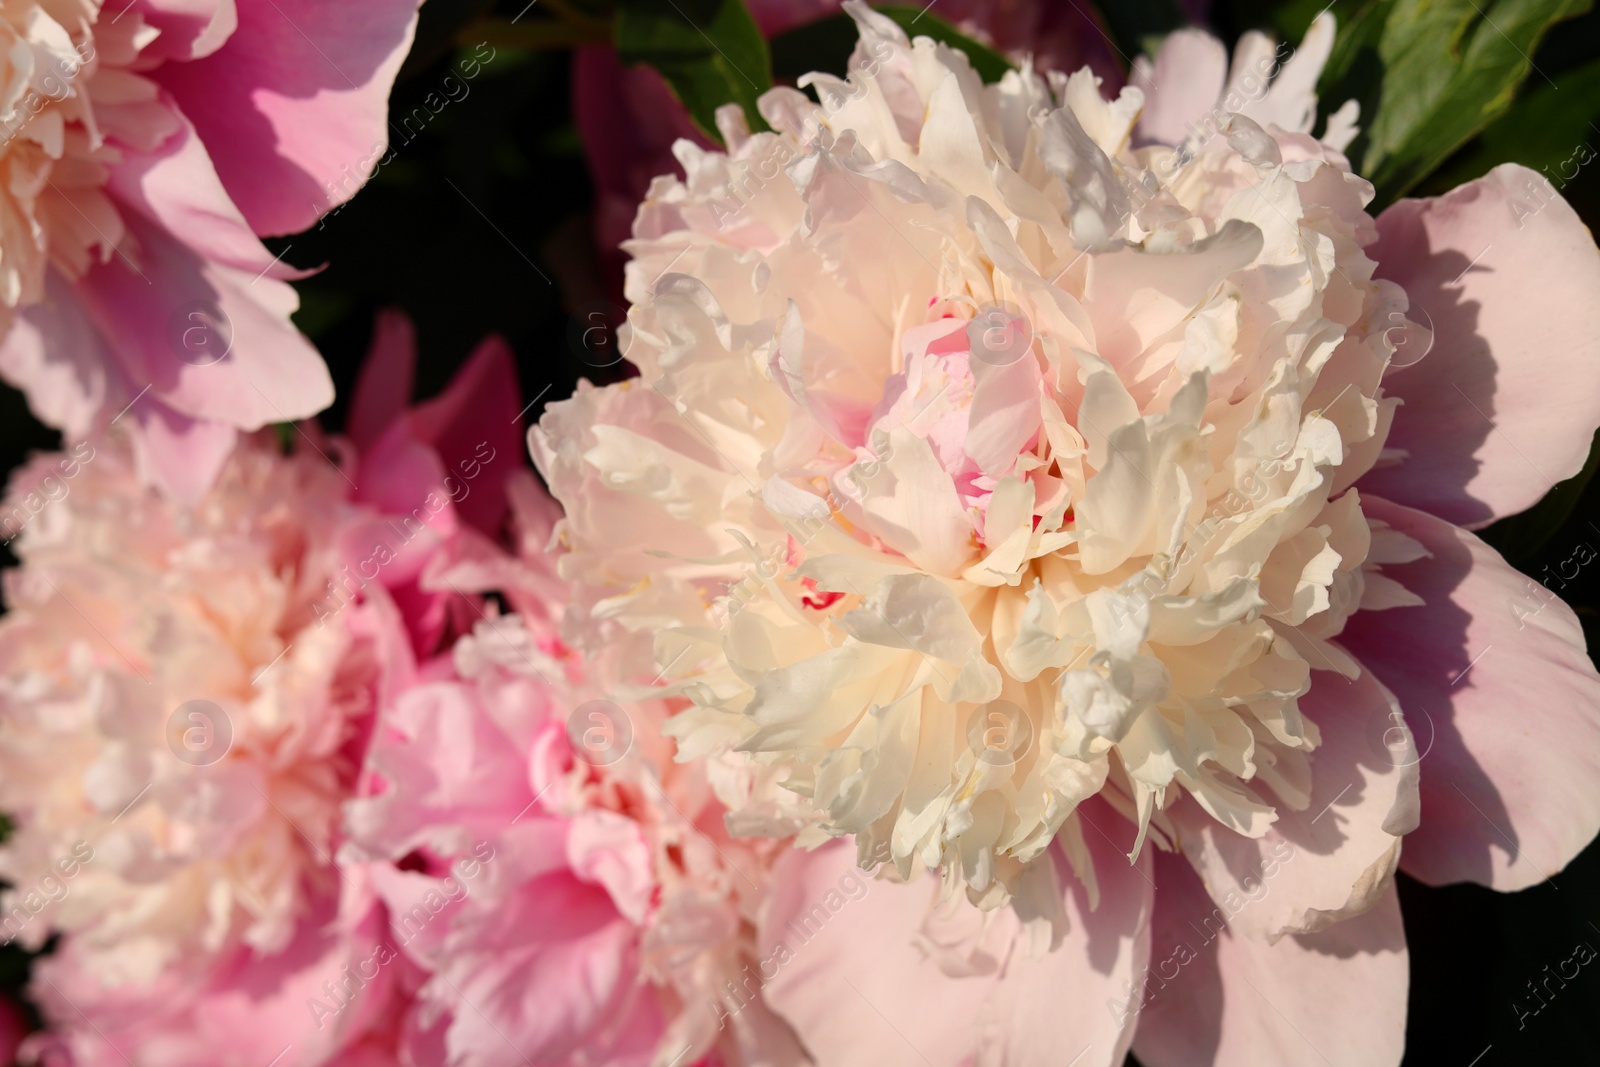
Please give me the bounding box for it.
[435,874,650,1066]
[1168,662,1419,941]
[107,105,296,276]
[127,401,238,502]
[977,800,1154,1067]
[347,682,534,858]
[566,810,654,925]
[154,0,423,236]
[760,841,997,1067]
[1133,850,1408,1067]
[759,822,1152,1067]
[1132,30,1228,147]
[1340,495,1600,890]
[74,212,333,431]
[1359,163,1600,527]
[0,274,114,439]
[29,884,407,1067]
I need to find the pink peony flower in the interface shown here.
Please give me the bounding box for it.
[342,480,808,1067]
[532,5,1600,1063]
[0,314,525,1067]
[576,0,1121,290]
[0,0,422,501]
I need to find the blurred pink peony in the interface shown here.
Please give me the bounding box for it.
[0,0,422,501]
[576,0,1121,290]
[342,478,808,1067]
[0,314,525,1067]
[533,5,1600,1064]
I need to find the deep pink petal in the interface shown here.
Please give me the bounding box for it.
[349,309,418,453]
[155,0,422,237]
[1340,495,1600,890]
[573,46,711,281]
[127,0,238,62]
[1359,164,1600,527]
[408,335,525,538]
[0,993,25,1067]
[1133,850,1407,1067]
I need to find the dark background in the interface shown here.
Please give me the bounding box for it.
[1,0,1597,1062]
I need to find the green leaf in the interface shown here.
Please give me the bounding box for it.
[771,5,1013,86]
[614,0,772,144]
[1314,0,1593,208]
[1419,55,1600,195]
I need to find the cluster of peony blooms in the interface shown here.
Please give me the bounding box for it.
[0,3,1598,1067]
[0,315,811,1067]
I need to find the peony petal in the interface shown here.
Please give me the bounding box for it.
[978,800,1154,1067]
[1340,495,1600,890]
[408,335,525,538]
[127,401,238,503]
[131,0,238,62]
[73,211,333,430]
[760,841,998,1067]
[1359,164,1600,527]
[154,0,422,236]
[760,818,1152,1067]
[1168,661,1419,941]
[1132,30,1228,148]
[1133,850,1407,1067]
[0,273,114,440]
[348,308,417,453]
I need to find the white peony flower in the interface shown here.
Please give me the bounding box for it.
[533,3,1427,915]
